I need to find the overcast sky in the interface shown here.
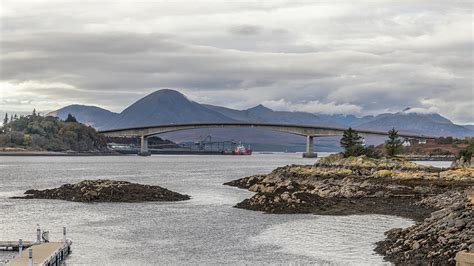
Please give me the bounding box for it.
[1,0,473,123]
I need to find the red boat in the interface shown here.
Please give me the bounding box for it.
[233,143,252,155]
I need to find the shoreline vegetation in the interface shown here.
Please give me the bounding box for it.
[0,113,172,156]
[0,112,109,153]
[224,153,473,265]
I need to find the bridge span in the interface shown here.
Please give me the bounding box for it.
[98,122,433,157]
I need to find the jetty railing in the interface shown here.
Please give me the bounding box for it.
[3,225,72,266]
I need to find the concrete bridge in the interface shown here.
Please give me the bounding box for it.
[98,122,433,157]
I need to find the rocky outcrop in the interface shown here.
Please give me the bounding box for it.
[376,191,473,265]
[13,179,190,202]
[224,155,473,218]
[224,165,468,220]
[224,154,474,265]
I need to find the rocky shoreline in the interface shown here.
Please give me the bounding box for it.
[375,191,473,265]
[12,179,190,202]
[224,154,473,265]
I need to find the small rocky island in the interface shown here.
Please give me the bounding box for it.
[13,179,190,202]
[225,154,473,265]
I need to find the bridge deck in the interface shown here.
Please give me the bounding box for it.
[98,122,435,139]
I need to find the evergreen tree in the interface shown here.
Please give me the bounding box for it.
[32,108,36,116]
[340,128,364,157]
[3,113,8,125]
[384,128,403,157]
[65,113,78,123]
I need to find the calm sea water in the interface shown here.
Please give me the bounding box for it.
[0,153,450,265]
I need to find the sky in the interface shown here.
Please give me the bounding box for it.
[0,0,473,124]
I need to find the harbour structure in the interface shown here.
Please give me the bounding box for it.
[107,135,253,155]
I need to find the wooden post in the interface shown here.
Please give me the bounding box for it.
[28,248,33,266]
[63,226,67,242]
[19,239,23,255]
[36,224,41,243]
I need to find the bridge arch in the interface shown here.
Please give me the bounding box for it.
[98,122,431,157]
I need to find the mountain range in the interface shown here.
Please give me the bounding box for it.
[49,89,474,150]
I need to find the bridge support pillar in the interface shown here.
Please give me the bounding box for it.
[303,135,317,158]
[138,135,151,156]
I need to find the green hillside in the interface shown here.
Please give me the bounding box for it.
[0,112,108,152]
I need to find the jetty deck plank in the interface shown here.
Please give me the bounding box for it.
[7,242,66,266]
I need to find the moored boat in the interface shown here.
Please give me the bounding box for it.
[233,143,252,155]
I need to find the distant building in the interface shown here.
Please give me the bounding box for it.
[402,140,411,147]
[418,139,427,145]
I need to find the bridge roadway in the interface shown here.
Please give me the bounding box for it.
[98,122,433,157]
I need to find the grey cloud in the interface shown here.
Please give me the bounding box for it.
[228,25,263,36]
[0,1,472,123]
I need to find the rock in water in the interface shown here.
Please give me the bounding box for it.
[13,179,190,202]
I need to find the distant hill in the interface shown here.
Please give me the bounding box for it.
[354,110,473,137]
[46,89,474,151]
[462,125,474,131]
[317,114,376,127]
[48,105,118,129]
[103,89,235,129]
[203,104,339,126]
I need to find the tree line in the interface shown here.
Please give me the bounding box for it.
[0,110,107,152]
[340,127,406,158]
[340,127,473,160]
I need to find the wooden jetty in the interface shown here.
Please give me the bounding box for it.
[6,241,72,266]
[2,226,72,266]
